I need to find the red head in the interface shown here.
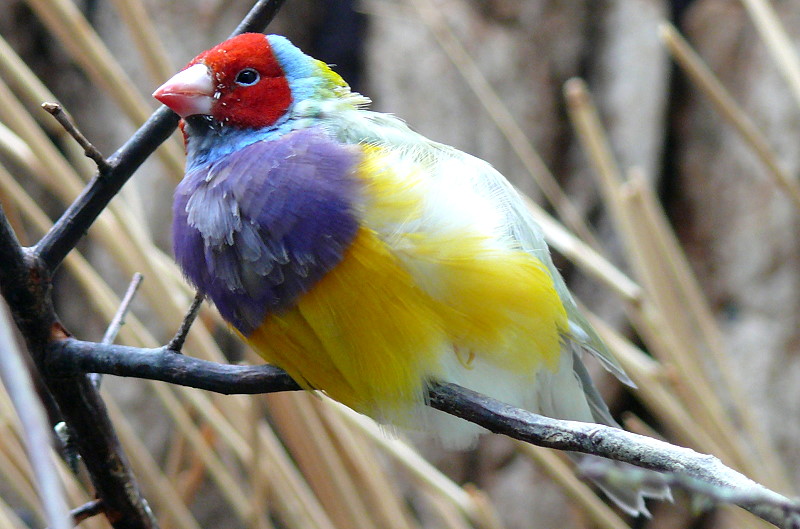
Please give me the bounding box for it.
[153,33,292,129]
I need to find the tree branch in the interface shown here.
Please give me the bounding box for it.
[34,105,179,273]
[428,383,800,528]
[1,203,159,529]
[45,338,800,529]
[47,339,300,394]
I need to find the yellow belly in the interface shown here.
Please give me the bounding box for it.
[245,225,568,424]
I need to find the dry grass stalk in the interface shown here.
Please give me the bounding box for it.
[407,0,601,249]
[107,0,176,84]
[659,22,800,210]
[267,392,379,529]
[328,400,480,518]
[246,398,276,529]
[739,0,800,112]
[23,0,185,178]
[0,496,34,529]
[518,444,629,529]
[104,397,214,529]
[523,197,642,304]
[618,172,789,490]
[312,397,420,529]
[420,492,475,529]
[563,76,791,492]
[0,33,94,176]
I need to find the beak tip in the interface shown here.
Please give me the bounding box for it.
[152,64,215,118]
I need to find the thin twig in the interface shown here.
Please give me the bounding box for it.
[91,272,145,388]
[41,102,112,175]
[102,273,144,346]
[34,106,178,273]
[70,498,105,524]
[166,292,204,353]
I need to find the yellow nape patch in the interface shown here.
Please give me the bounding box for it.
[314,60,348,89]
[246,228,447,421]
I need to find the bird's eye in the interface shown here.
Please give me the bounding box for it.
[235,68,260,86]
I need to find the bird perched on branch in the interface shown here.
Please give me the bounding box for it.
[154,33,669,515]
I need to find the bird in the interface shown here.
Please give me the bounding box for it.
[154,32,669,516]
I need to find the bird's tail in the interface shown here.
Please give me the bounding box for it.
[424,344,671,517]
[562,348,673,517]
[569,453,673,517]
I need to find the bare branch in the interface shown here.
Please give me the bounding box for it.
[229,0,288,38]
[41,102,112,174]
[45,499,105,529]
[166,292,203,353]
[102,273,144,346]
[92,272,144,387]
[47,339,300,394]
[579,459,800,526]
[34,107,179,273]
[428,383,800,529]
[1,198,158,528]
[44,338,800,529]
[70,499,105,525]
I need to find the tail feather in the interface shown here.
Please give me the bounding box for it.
[568,348,672,516]
[571,454,674,517]
[426,342,671,516]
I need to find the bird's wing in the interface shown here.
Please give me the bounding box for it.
[329,109,633,387]
[457,151,635,387]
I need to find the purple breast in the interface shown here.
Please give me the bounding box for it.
[172,127,362,335]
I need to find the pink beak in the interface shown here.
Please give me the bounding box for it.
[153,64,216,118]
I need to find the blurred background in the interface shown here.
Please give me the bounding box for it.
[1,0,799,528]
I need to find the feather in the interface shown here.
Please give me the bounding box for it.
[172,127,362,334]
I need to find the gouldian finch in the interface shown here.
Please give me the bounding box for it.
[154,33,668,515]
